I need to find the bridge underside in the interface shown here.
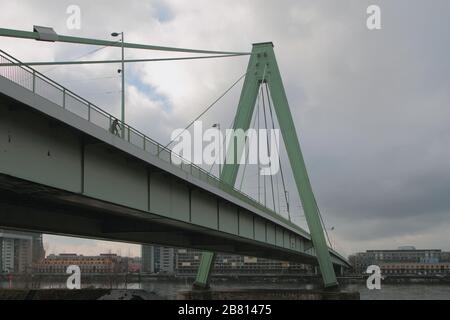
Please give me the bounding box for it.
[0,73,349,269]
[0,173,318,265]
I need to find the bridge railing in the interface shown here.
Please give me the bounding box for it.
[0,49,308,237]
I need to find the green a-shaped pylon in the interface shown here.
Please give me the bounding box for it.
[194,42,338,289]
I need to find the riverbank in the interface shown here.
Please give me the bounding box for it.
[1,282,449,300]
[2,273,449,285]
[0,289,163,300]
[0,287,359,300]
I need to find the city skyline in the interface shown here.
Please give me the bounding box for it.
[41,233,450,258]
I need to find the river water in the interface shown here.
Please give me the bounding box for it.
[138,281,450,300]
[1,280,450,300]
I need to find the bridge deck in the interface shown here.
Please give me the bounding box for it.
[0,50,348,267]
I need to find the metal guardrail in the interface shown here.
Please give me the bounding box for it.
[0,49,311,240]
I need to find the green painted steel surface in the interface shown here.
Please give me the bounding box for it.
[0,54,249,67]
[218,202,239,234]
[191,191,218,229]
[0,102,82,192]
[193,252,216,288]
[84,144,148,211]
[262,43,338,287]
[0,28,251,55]
[254,217,266,242]
[150,173,190,222]
[195,42,338,288]
[267,224,276,245]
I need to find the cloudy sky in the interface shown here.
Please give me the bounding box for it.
[1,0,449,257]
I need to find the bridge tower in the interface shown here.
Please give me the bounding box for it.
[194,42,338,289]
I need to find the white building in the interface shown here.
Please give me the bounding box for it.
[0,229,44,273]
[141,245,175,274]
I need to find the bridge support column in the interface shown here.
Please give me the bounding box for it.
[193,251,216,289]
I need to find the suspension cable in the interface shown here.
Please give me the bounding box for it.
[257,65,268,204]
[264,84,281,214]
[0,27,252,56]
[1,53,251,67]
[314,196,333,249]
[238,95,259,191]
[264,82,291,220]
[161,72,247,153]
[259,89,267,207]
[275,158,281,213]
[263,82,331,244]
[257,84,261,203]
[61,75,120,83]
[261,85,276,212]
[207,116,235,177]
[38,39,123,75]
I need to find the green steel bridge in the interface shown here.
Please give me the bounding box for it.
[0,28,350,288]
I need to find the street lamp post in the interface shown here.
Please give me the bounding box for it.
[328,226,335,249]
[111,32,125,138]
